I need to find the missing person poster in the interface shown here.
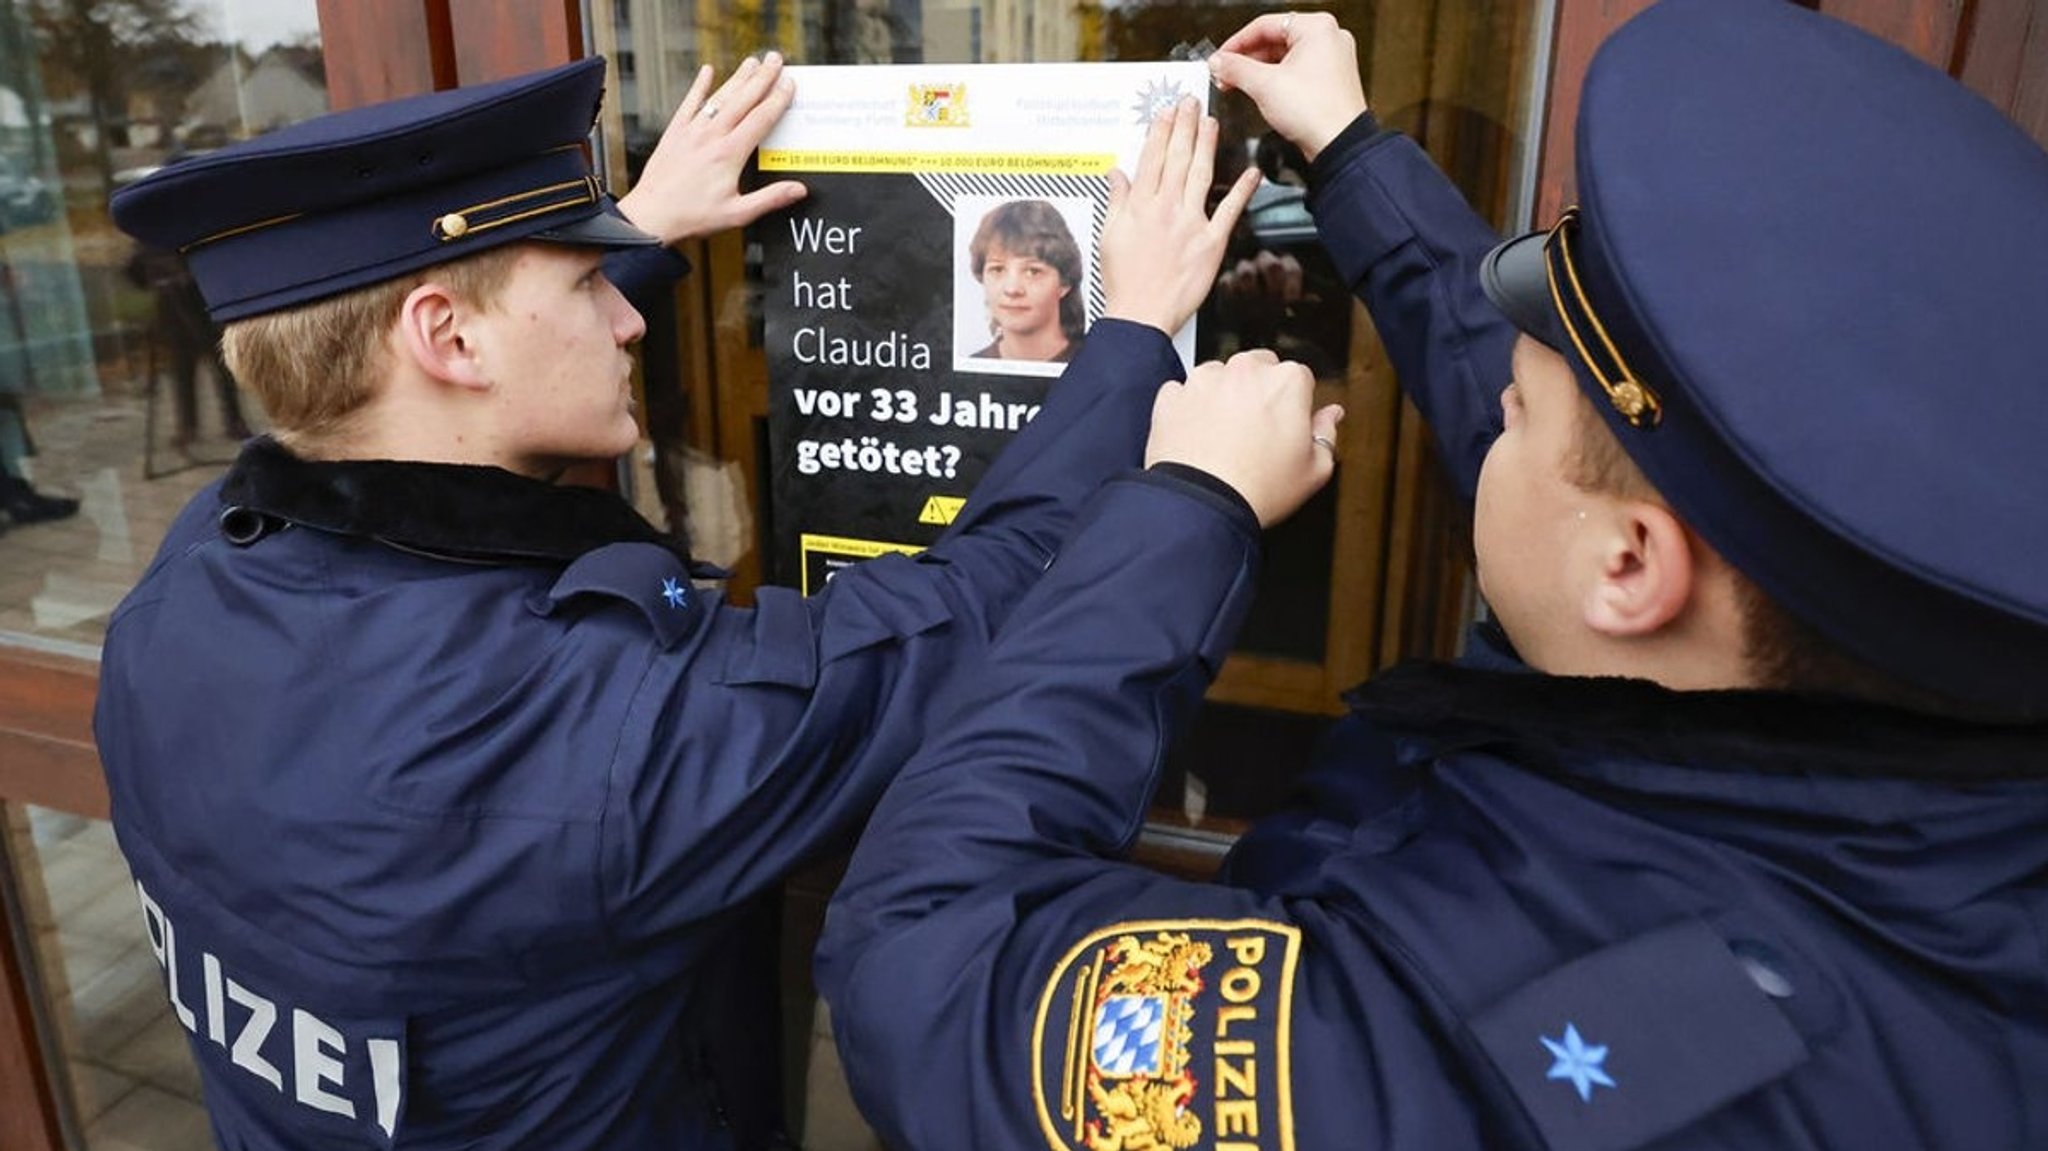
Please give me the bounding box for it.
[755,61,1210,593]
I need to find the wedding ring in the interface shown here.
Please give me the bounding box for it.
[1281,12,1296,36]
[1312,434,1336,455]
[700,100,721,120]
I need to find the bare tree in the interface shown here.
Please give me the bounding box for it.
[24,0,203,193]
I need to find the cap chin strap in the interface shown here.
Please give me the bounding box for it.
[1546,207,1663,428]
[433,173,601,242]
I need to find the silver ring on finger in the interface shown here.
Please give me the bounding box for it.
[1281,11,1296,37]
[700,100,721,120]
[1312,434,1336,456]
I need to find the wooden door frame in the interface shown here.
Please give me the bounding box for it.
[1532,0,2047,226]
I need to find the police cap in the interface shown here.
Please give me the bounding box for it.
[1481,0,2048,715]
[110,57,657,323]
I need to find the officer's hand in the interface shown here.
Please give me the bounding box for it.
[1146,350,1343,527]
[1099,97,1261,337]
[616,53,808,245]
[1209,13,1368,161]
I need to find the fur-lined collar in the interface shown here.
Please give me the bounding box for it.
[1347,625,2048,782]
[218,436,700,569]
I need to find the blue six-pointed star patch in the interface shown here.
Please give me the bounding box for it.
[1542,1022,1616,1102]
[660,576,688,609]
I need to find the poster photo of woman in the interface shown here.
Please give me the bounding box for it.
[952,195,1094,377]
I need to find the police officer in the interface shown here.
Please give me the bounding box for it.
[96,52,1321,1150]
[816,2,2048,1147]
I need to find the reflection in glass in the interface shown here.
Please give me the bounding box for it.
[6,802,214,1147]
[0,0,322,648]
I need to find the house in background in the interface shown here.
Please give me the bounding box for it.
[181,44,325,143]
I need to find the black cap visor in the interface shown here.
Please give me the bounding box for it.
[1481,229,1567,353]
[534,202,661,249]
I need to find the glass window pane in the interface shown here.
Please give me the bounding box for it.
[0,3,325,1142]
[0,0,322,651]
[6,802,214,1149]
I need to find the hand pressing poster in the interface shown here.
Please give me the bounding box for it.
[755,61,1209,593]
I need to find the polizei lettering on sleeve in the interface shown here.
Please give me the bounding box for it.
[1033,919,1302,1151]
[135,878,405,1141]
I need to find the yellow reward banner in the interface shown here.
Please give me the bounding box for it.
[759,150,1116,175]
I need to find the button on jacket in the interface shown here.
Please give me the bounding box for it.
[95,316,1184,1151]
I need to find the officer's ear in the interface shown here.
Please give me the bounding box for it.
[395,280,490,392]
[1579,498,1695,638]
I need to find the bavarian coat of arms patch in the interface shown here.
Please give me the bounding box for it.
[1032,919,1300,1150]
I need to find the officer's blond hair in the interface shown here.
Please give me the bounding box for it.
[221,244,522,449]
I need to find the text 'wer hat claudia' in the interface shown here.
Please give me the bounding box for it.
[110,57,656,323]
[1479,0,2048,715]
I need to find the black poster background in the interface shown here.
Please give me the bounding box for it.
[759,171,1082,593]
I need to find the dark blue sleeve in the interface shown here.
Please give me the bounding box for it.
[594,320,1188,934]
[1308,122,1521,500]
[820,468,1258,932]
[813,471,1316,1149]
[932,319,1186,594]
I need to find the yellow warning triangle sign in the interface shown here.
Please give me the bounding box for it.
[919,495,966,525]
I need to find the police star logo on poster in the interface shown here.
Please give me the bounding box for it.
[1130,77,1193,125]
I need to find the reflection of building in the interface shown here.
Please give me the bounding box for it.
[606,0,1083,148]
[960,0,1082,61]
[184,45,326,140]
[0,84,42,156]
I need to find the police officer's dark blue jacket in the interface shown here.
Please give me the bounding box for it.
[94,55,1212,1151]
[97,322,1193,1150]
[817,2,2048,1147]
